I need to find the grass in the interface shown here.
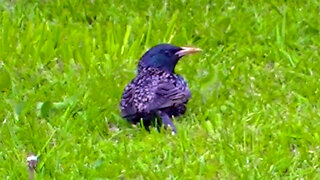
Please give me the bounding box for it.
[0,0,319,179]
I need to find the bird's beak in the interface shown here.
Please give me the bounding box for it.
[175,46,202,57]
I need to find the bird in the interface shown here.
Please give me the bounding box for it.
[120,44,201,134]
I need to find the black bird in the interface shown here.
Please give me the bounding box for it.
[120,44,201,134]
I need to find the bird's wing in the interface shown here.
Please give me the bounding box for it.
[145,80,191,112]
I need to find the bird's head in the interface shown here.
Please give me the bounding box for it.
[139,44,201,73]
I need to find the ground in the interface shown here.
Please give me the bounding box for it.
[0,0,319,179]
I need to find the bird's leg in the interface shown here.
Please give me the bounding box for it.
[157,111,177,134]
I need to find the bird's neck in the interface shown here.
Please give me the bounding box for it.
[138,61,175,74]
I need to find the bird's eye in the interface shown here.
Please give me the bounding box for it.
[163,50,171,56]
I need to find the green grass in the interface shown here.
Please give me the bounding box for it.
[0,0,320,179]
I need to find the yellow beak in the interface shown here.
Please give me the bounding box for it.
[175,46,202,57]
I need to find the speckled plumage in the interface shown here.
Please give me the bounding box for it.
[120,64,191,120]
[120,44,200,133]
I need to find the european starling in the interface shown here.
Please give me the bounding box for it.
[120,44,201,134]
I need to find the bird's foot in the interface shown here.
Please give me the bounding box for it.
[158,111,177,135]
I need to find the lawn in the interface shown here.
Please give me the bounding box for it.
[0,0,319,179]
